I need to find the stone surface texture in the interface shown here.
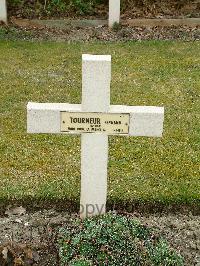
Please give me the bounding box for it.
[81,55,111,217]
[27,103,164,137]
[0,0,7,23]
[109,0,120,27]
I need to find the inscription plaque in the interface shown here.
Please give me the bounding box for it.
[61,112,130,135]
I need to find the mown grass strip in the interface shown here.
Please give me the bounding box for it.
[0,40,199,207]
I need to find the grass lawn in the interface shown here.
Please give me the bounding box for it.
[0,40,199,208]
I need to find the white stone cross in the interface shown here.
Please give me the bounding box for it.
[109,0,120,28]
[0,0,7,23]
[27,54,164,218]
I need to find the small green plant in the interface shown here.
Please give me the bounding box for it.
[112,22,122,31]
[58,213,184,265]
[0,27,33,41]
[50,0,67,11]
[9,0,23,6]
[7,0,104,17]
[71,0,93,15]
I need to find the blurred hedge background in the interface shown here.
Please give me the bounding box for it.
[7,0,199,19]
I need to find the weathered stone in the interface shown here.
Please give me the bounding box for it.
[0,0,7,23]
[109,0,120,28]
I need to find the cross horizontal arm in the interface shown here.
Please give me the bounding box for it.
[27,102,164,137]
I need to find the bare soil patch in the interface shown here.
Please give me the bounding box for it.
[1,19,200,42]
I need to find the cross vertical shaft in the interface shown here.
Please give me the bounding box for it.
[0,0,7,23]
[80,55,111,218]
[109,0,120,28]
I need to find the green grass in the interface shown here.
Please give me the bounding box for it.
[0,40,199,207]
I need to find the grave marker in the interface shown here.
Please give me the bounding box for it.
[0,0,7,23]
[109,0,120,28]
[27,54,164,218]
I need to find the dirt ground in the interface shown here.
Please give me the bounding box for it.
[0,207,199,265]
[1,19,200,42]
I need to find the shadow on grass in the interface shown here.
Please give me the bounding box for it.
[0,197,199,217]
